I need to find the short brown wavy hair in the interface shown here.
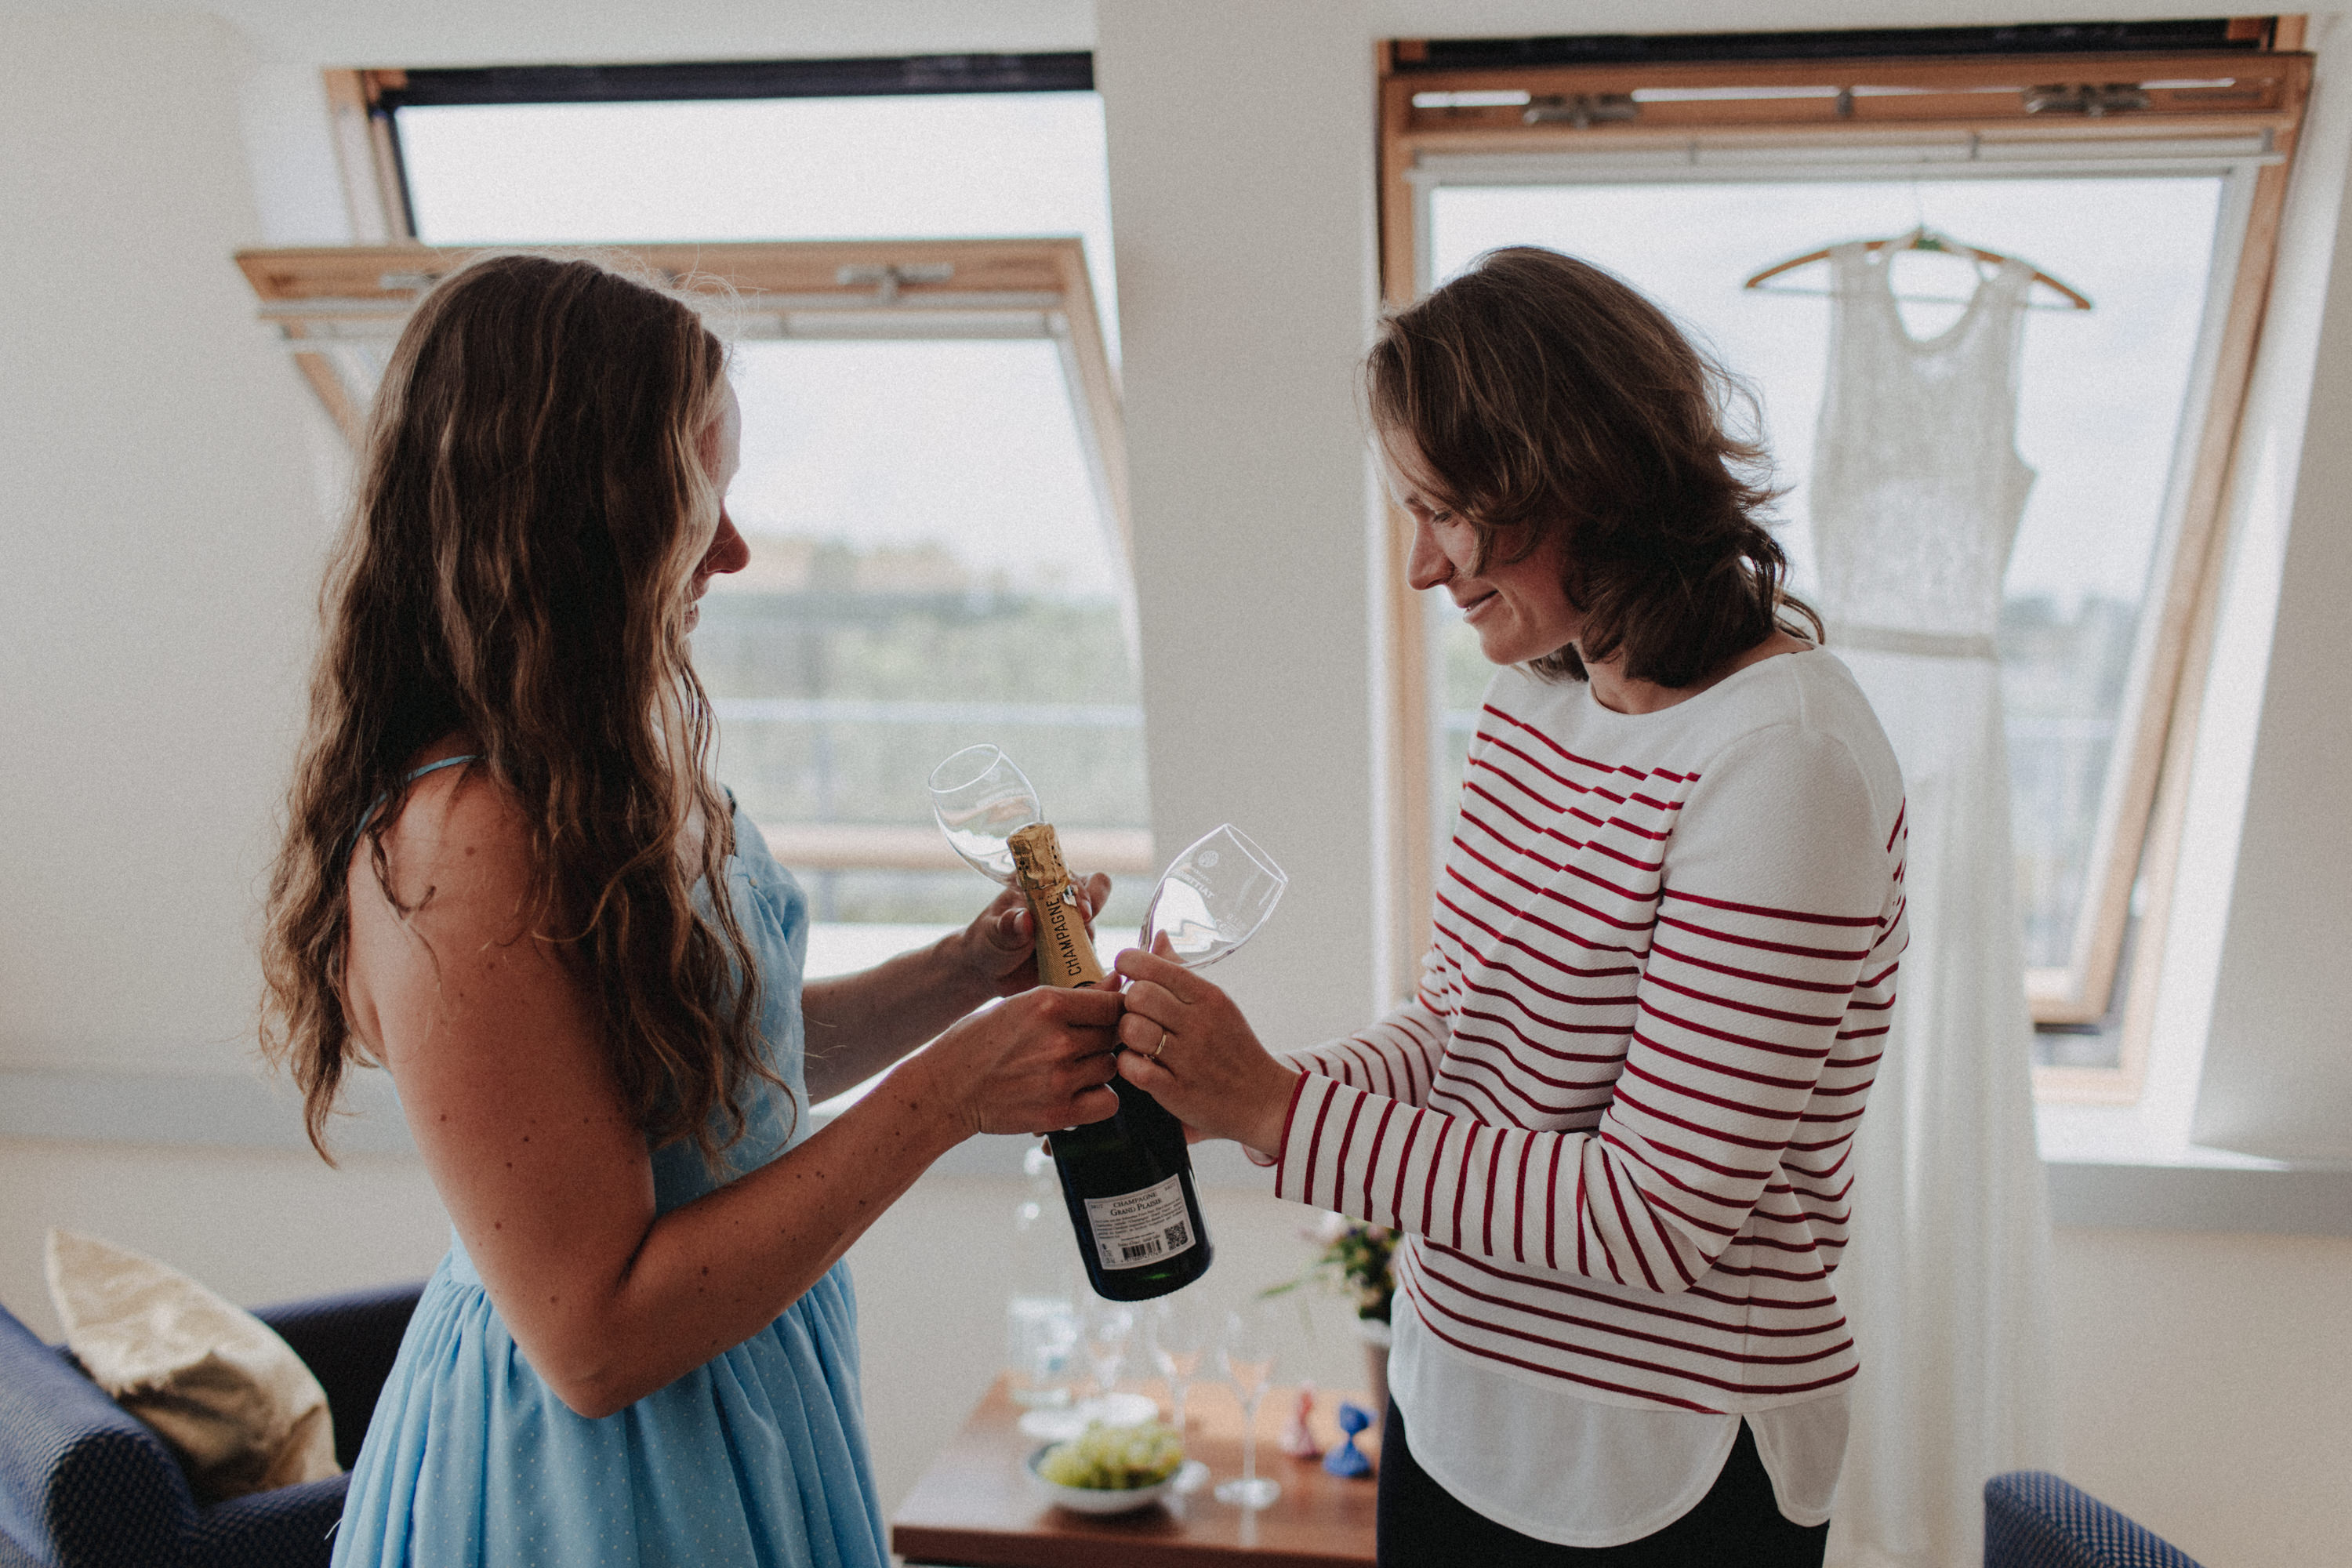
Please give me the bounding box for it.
[1367,246,1817,687]
[261,253,779,1164]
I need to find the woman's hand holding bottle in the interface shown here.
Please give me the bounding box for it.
[1109,946,1298,1161]
[912,983,1124,1138]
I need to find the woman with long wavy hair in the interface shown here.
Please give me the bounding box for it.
[262,254,1124,1567]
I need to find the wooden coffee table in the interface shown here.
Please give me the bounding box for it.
[891,1377,1381,1567]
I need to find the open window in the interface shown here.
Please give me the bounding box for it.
[1374,20,2310,1102]
[245,57,1149,982]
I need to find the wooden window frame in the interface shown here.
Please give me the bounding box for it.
[238,237,1148,881]
[321,70,416,244]
[1374,22,2310,1104]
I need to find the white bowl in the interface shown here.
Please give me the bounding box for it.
[1026,1443,1180,1515]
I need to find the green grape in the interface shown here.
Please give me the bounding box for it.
[1036,1420,1186,1490]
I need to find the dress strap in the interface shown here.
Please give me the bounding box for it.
[353,754,485,849]
[405,753,481,782]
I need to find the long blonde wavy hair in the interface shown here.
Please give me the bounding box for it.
[261,253,777,1164]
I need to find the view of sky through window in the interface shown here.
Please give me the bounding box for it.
[396,91,1144,970]
[720,339,1115,601]
[397,93,1120,354]
[1426,175,2224,1004]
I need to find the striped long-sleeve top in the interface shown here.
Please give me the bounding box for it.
[1276,649,1907,1414]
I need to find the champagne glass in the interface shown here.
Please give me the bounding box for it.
[928,744,1042,884]
[1147,1291,1209,1431]
[1214,1302,1283,1509]
[1079,1298,1136,1412]
[1140,824,1287,970]
[1005,1296,1078,1410]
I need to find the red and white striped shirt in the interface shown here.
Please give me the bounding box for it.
[1276,649,1907,1417]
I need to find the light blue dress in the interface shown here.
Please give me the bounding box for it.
[333,785,887,1567]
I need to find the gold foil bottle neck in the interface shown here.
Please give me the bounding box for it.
[1007,822,1069,895]
[1007,822,1105,988]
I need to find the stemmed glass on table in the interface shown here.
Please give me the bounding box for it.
[1146,1291,1208,1431]
[1215,1301,1283,1510]
[1078,1298,1149,1423]
[1139,827,1290,1497]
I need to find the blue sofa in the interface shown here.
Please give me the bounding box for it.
[1985,1470,2206,1568]
[0,1282,420,1568]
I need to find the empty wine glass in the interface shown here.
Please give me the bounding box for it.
[1005,1296,1079,1410]
[928,744,1042,884]
[1141,824,1288,969]
[1214,1301,1283,1510]
[1147,1291,1209,1431]
[1080,1298,1136,1410]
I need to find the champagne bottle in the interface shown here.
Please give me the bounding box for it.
[1009,822,1214,1301]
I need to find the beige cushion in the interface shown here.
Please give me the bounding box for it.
[43,1228,340,1502]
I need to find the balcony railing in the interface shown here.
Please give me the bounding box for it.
[713,696,1155,876]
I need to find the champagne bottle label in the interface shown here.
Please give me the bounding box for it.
[1082,1174,1198,1270]
[1007,822,1107,988]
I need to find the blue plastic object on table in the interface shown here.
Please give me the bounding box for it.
[1323,1402,1374,1479]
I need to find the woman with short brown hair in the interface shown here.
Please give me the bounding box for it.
[1117,248,1908,1565]
[263,254,1123,1566]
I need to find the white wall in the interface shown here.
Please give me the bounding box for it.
[2191,7,2352,1156]
[1095,0,1384,1047]
[2049,1229,2352,1568]
[3,3,2351,1564]
[0,12,327,1077]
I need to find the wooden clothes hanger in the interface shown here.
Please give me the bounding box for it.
[1744,226,2092,311]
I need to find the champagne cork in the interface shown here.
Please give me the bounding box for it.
[1007,822,1107,989]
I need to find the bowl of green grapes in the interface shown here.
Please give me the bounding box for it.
[1027,1421,1187,1515]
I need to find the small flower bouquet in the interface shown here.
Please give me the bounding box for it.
[1265,1213,1399,1417]
[1269,1213,1396,1325]
[1319,1214,1398,1325]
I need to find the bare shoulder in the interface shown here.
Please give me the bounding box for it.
[345,761,559,1058]
[354,761,540,938]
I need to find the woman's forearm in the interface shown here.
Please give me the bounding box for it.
[524,981,1120,1417]
[545,1053,964,1417]
[800,936,991,1102]
[798,872,1109,1102]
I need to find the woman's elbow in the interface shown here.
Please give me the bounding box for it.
[547,1381,626,1421]
[516,1330,644,1421]
[545,1357,662,1421]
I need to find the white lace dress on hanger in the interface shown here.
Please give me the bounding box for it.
[1807,243,2060,1568]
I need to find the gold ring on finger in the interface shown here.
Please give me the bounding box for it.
[1151,1029,1171,1062]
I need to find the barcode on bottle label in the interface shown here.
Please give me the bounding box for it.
[1084,1174,1196,1272]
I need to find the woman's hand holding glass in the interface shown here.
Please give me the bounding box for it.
[1110,823,1297,1156]
[927,743,1109,1004]
[946,873,1112,1003]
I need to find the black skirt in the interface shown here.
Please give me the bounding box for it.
[1375,1399,1831,1567]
